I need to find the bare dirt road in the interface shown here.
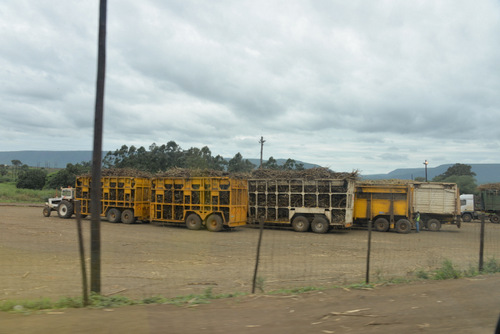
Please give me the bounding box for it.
[1,205,500,333]
[1,274,499,334]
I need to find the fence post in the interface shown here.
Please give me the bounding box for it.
[366,220,372,284]
[252,219,265,294]
[90,0,107,294]
[479,215,485,272]
[75,201,89,306]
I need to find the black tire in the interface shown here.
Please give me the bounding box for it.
[206,214,223,232]
[57,200,73,219]
[43,206,51,217]
[427,218,441,231]
[374,218,390,232]
[395,219,411,234]
[292,216,310,232]
[462,213,472,223]
[186,213,202,230]
[121,209,136,224]
[311,216,329,234]
[107,208,121,223]
[490,215,500,224]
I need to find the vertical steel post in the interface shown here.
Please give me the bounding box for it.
[366,220,372,284]
[91,0,107,294]
[479,215,485,272]
[252,219,265,293]
[75,201,89,305]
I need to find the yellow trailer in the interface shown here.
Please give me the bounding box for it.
[353,183,413,233]
[150,177,248,231]
[75,176,151,223]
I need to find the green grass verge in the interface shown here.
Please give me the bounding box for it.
[2,259,500,314]
[0,182,54,203]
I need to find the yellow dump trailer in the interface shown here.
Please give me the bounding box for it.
[150,177,248,231]
[353,183,413,233]
[75,176,150,223]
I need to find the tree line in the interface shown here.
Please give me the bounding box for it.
[9,141,305,190]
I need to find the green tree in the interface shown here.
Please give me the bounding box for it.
[432,163,477,194]
[281,158,305,171]
[441,175,478,195]
[16,168,47,190]
[228,153,255,172]
[0,164,8,177]
[185,146,227,170]
[433,163,476,182]
[103,141,187,172]
[11,159,22,180]
[46,162,91,189]
[262,156,280,170]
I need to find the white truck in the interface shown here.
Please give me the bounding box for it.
[460,194,478,222]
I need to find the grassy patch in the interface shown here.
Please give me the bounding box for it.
[414,258,500,281]
[0,182,55,203]
[433,259,462,280]
[3,263,500,313]
[0,289,247,313]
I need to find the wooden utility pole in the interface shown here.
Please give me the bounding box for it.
[90,0,107,294]
[259,136,265,168]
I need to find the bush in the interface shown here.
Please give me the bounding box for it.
[16,169,47,190]
[433,260,461,280]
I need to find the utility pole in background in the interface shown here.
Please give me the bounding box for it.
[259,136,265,168]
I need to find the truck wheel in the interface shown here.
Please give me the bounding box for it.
[427,219,441,231]
[206,214,223,232]
[121,209,136,224]
[186,213,202,230]
[490,215,500,224]
[107,208,121,223]
[43,206,51,217]
[292,216,310,232]
[395,219,411,234]
[57,200,74,219]
[374,218,390,232]
[462,213,472,222]
[311,216,329,233]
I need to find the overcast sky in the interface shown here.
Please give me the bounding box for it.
[1,1,499,174]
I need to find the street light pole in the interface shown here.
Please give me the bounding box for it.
[423,160,429,182]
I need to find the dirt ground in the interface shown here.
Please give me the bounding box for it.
[1,275,500,334]
[1,205,500,333]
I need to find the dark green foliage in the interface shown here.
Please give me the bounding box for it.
[103,141,186,172]
[0,164,8,176]
[16,169,47,190]
[262,157,304,171]
[433,260,461,280]
[46,162,91,189]
[433,163,476,181]
[228,153,255,172]
[262,156,279,170]
[281,158,304,171]
[433,163,478,194]
[102,141,305,174]
[184,146,227,171]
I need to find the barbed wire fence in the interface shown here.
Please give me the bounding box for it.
[1,209,500,303]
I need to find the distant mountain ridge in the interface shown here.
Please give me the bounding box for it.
[1,151,497,184]
[361,164,500,185]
